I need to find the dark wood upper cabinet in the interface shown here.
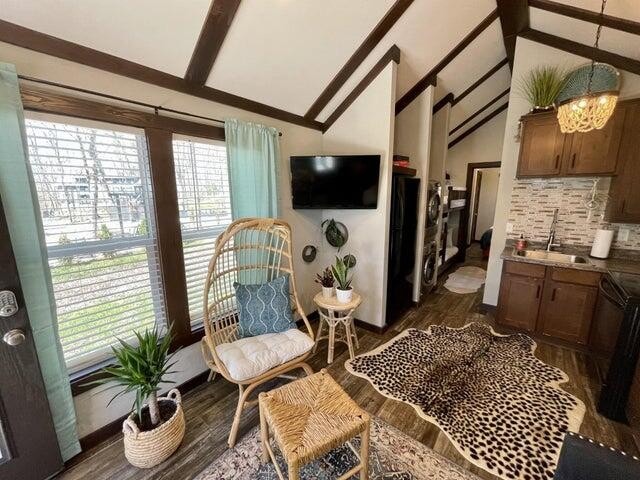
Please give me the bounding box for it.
[516,99,634,179]
[517,113,565,177]
[538,277,597,345]
[564,106,626,176]
[606,100,640,224]
[497,271,543,333]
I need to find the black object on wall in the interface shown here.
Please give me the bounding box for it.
[386,174,420,324]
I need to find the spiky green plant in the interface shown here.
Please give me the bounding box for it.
[90,327,177,428]
[518,66,568,109]
[331,255,354,290]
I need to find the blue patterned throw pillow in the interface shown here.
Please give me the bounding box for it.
[234,274,296,338]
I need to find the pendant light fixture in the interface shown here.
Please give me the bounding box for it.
[556,0,620,133]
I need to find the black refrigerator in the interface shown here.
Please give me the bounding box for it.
[386,175,420,324]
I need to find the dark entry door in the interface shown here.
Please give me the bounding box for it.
[0,193,63,480]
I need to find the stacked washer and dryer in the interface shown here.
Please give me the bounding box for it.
[422,181,442,295]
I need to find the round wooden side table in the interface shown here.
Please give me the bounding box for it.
[313,291,361,364]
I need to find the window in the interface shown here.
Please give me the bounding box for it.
[25,116,166,373]
[172,137,232,326]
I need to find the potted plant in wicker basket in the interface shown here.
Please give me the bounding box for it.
[332,255,354,303]
[92,328,184,468]
[315,267,334,298]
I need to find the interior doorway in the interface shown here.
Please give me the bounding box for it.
[460,162,500,260]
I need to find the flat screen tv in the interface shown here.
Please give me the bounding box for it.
[290,155,380,209]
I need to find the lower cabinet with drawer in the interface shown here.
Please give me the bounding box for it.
[497,260,600,347]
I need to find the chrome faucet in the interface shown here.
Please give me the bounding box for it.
[546,208,561,251]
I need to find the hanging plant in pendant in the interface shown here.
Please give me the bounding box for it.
[556,0,620,133]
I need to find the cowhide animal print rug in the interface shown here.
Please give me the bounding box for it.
[345,322,586,480]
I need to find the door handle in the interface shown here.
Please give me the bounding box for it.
[536,285,541,299]
[554,155,560,169]
[571,153,577,169]
[3,329,25,346]
[551,288,557,301]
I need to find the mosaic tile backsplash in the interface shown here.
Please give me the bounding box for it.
[507,177,640,250]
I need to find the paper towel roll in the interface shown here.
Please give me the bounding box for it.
[591,229,614,259]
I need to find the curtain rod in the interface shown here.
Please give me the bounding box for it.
[17,75,283,136]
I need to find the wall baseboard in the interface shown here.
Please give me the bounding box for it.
[479,302,497,315]
[354,318,388,335]
[72,370,210,461]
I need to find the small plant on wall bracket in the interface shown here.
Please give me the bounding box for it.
[518,65,568,112]
[321,218,348,251]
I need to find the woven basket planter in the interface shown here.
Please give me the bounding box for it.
[122,389,185,468]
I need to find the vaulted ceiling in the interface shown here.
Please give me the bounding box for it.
[1,0,639,142]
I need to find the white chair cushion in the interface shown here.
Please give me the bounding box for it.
[215,329,314,382]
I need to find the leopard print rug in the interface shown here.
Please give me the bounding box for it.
[345,322,585,480]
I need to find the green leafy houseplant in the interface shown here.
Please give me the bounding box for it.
[331,255,353,291]
[518,66,568,111]
[315,267,334,288]
[322,219,348,250]
[93,328,177,428]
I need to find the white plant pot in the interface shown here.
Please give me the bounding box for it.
[336,288,353,304]
[322,286,334,299]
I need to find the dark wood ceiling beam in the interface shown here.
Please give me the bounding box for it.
[304,0,414,120]
[0,20,323,131]
[185,0,241,85]
[432,93,454,115]
[395,8,498,115]
[449,88,510,135]
[529,0,640,36]
[20,84,225,140]
[496,0,529,70]
[520,29,640,76]
[448,102,509,149]
[322,45,401,133]
[452,58,509,106]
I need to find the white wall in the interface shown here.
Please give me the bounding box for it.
[484,37,640,306]
[393,86,435,301]
[474,167,499,240]
[0,41,325,438]
[446,110,507,187]
[320,62,397,328]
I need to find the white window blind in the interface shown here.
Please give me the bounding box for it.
[172,137,232,327]
[25,117,166,373]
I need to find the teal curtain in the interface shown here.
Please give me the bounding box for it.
[225,118,280,219]
[0,63,80,461]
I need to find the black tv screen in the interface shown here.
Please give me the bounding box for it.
[291,155,380,209]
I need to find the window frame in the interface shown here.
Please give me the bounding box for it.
[20,85,226,394]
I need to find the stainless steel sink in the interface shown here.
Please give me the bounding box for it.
[513,249,588,264]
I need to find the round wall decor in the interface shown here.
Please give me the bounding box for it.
[322,219,348,249]
[302,245,317,263]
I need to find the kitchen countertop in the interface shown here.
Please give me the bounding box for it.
[500,244,640,276]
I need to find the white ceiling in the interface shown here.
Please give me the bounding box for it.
[0,0,211,77]
[0,0,637,135]
[207,0,395,115]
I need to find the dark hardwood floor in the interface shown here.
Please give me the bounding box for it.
[57,245,639,479]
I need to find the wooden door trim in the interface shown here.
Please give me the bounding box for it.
[470,170,483,242]
[460,161,501,257]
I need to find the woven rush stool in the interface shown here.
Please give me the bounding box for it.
[258,369,370,480]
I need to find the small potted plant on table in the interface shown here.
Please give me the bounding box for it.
[93,328,184,468]
[332,255,355,304]
[315,267,334,298]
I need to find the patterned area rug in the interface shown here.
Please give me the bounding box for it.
[444,266,486,294]
[195,417,478,480]
[345,323,586,480]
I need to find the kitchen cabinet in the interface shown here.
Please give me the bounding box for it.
[516,100,631,179]
[497,261,600,347]
[538,279,597,345]
[517,113,565,177]
[606,99,640,223]
[497,272,544,332]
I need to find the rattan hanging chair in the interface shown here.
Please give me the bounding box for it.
[201,217,315,448]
